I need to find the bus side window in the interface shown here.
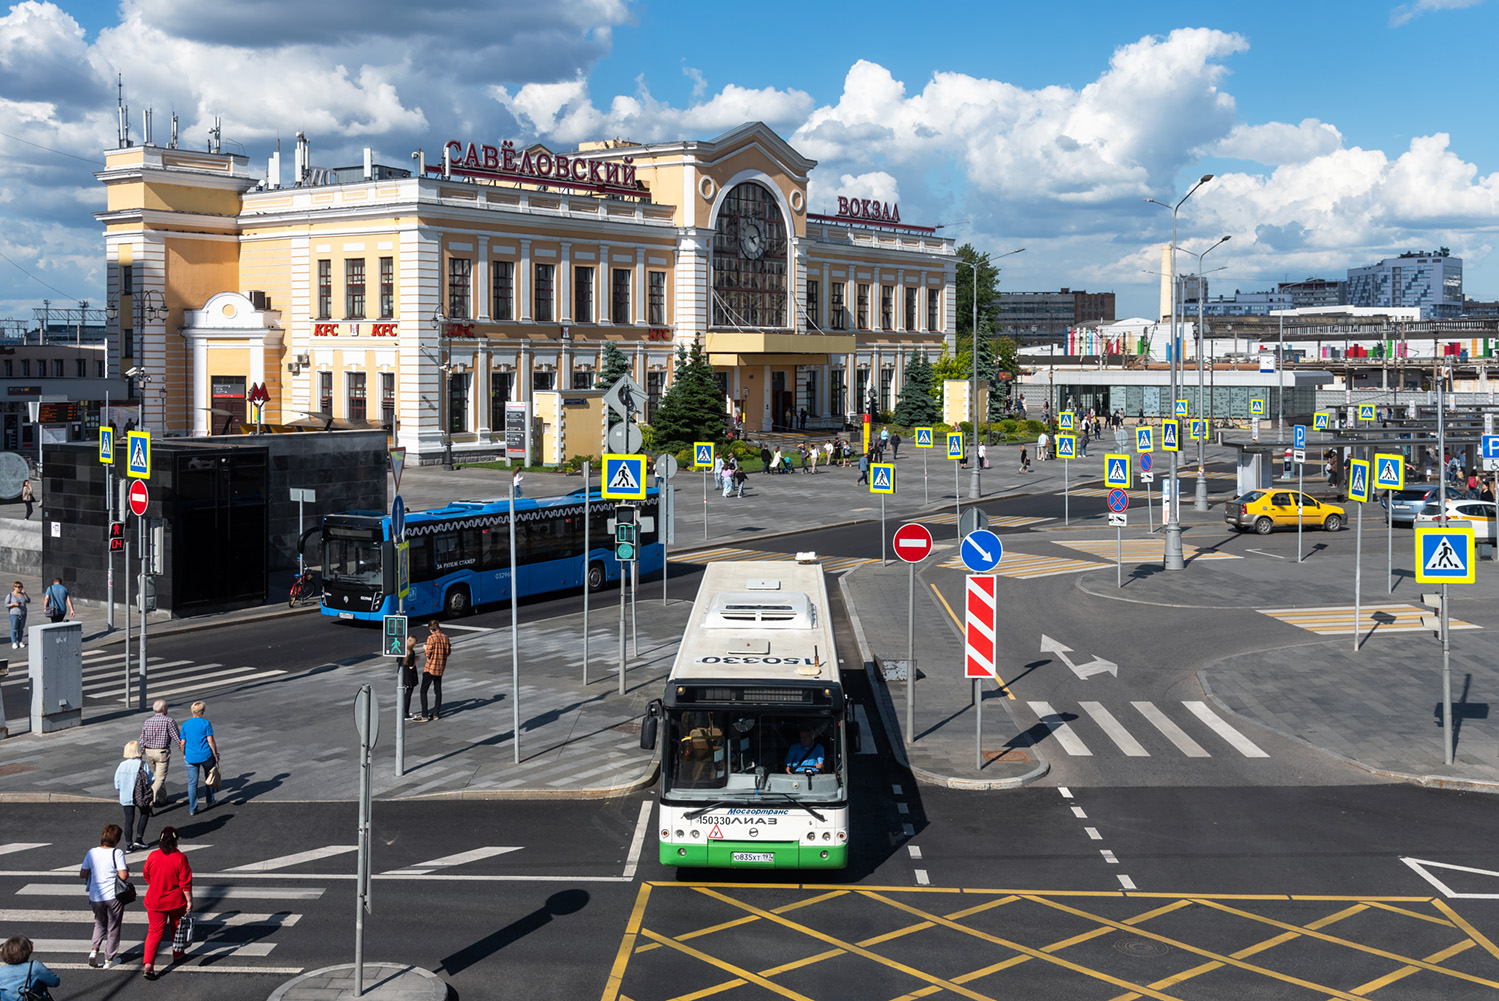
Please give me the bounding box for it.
[480,526,509,570]
[407,536,433,580]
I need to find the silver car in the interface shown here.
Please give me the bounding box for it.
[1380,487,1438,524]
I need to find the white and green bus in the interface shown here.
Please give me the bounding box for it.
[641,559,857,869]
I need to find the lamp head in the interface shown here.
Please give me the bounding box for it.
[1199,174,1214,184]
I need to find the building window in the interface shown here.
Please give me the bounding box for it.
[880,367,894,411]
[856,284,870,330]
[345,258,366,318]
[572,370,593,389]
[710,179,788,328]
[448,373,470,433]
[647,370,666,422]
[52,359,63,378]
[927,288,939,331]
[2,361,10,378]
[448,257,472,318]
[534,264,555,322]
[574,266,594,323]
[830,283,846,330]
[347,371,367,421]
[806,279,820,328]
[381,372,395,427]
[532,371,555,392]
[76,358,86,377]
[490,370,513,429]
[319,371,333,414]
[612,268,631,323]
[317,260,331,318]
[492,261,513,321]
[19,361,28,378]
[98,361,105,378]
[648,270,666,325]
[831,369,846,416]
[378,257,394,318]
[121,264,133,295]
[123,327,134,358]
[881,285,894,330]
[904,287,917,330]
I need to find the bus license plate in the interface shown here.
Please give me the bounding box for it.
[732,852,774,863]
[339,612,354,620]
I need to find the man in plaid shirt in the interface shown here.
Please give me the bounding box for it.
[419,619,451,721]
[139,701,181,807]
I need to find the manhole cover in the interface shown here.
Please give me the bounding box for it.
[0,763,36,777]
[1113,938,1171,958]
[983,749,1030,763]
[609,720,642,734]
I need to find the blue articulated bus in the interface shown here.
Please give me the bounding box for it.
[319,488,662,621]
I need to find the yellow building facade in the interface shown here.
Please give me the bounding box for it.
[96,122,956,462]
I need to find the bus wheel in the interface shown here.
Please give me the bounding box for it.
[587,560,607,592]
[444,586,471,617]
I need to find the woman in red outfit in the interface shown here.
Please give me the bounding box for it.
[140,827,192,980]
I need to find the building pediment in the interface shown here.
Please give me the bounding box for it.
[185,291,282,332]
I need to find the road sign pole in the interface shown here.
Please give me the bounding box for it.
[923,451,928,504]
[123,507,132,706]
[618,555,627,696]
[661,479,669,606]
[105,464,114,631]
[1354,480,1363,653]
[1117,524,1123,589]
[1148,480,1154,534]
[954,458,960,527]
[631,560,639,659]
[975,678,982,772]
[1297,460,1304,563]
[1387,490,1394,594]
[137,514,148,712]
[1064,458,1069,527]
[510,480,521,763]
[881,497,887,566]
[702,469,708,541]
[583,462,590,686]
[353,684,375,998]
[906,561,915,741]
[1442,581,1453,765]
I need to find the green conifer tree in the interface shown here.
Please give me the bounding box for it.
[595,342,634,425]
[649,344,727,453]
[892,351,940,426]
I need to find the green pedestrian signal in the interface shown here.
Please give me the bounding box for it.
[383,614,408,657]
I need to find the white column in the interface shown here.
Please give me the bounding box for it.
[636,248,647,327]
[476,352,492,435]
[476,236,491,321]
[192,334,208,436]
[518,344,532,404]
[599,243,611,324]
[560,242,573,323]
[519,239,533,321]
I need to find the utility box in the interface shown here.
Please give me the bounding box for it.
[28,621,82,733]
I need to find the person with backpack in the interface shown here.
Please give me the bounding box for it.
[42,576,74,624]
[115,741,153,851]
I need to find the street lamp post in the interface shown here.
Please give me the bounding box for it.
[434,308,452,469]
[967,248,1024,499]
[1146,174,1214,572]
[1187,236,1231,511]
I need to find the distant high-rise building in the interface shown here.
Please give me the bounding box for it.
[1277,277,1347,309]
[999,288,1115,342]
[1346,251,1462,319]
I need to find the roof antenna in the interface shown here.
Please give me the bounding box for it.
[116,74,130,148]
[170,112,179,149]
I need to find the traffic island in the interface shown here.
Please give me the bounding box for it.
[268,963,447,1001]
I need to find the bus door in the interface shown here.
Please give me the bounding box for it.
[479,525,513,605]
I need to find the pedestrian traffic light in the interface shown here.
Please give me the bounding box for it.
[108,521,124,552]
[614,504,638,562]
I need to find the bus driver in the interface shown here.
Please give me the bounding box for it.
[785,727,826,774]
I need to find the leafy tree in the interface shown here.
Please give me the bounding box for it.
[650,344,726,453]
[954,243,1003,358]
[892,352,940,426]
[929,350,968,413]
[989,335,1019,420]
[595,342,634,425]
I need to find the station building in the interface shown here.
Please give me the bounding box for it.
[95,122,957,462]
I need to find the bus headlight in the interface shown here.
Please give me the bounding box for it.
[837,831,847,842]
[660,829,669,838]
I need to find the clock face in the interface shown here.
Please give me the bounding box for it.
[738,219,765,260]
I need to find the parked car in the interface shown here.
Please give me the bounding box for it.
[1225,490,1345,534]
[1380,487,1439,524]
[1413,500,1496,541]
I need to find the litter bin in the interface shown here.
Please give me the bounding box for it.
[28,621,82,733]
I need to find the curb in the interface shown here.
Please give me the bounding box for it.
[268,963,447,1001]
[1196,669,1499,795]
[838,569,1048,791]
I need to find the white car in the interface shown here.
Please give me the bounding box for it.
[1413,499,1496,541]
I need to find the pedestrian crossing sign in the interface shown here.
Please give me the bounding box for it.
[693,442,714,469]
[1415,525,1475,583]
[1359,404,1376,422]
[947,432,964,460]
[1104,454,1132,488]
[602,453,646,499]
[915,427,934,448]
[1136,426,1153,452]
[1314,411,1331,431]
[1055,434,1076,459]
[870,462,895,494]
[1189,419,1207,441]
[99,426,114,465]
[1250,398,1265,416]
[1373,453,1404,491]
[1347,459,1370,502]
[1175,399,1188,418]
[126,430,150,479]
[1161,420,1179,452]
[1059,411,1074,431]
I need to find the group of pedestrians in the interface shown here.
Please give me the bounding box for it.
[399,619,451,722]
[5,577,76,650]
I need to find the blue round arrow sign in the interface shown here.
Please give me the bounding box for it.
[961,529,1004,573]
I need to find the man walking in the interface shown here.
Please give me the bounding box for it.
[43,577,75,623]
[891,433,901,460]
[138,701,181,807]
[420,619,450,721]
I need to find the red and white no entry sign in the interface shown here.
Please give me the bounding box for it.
[965,574,997,679]
[892,523,933,563]
[128,479,150,517]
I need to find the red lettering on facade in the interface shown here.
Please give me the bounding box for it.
[313,323,339,336]
[832,195,906,226]
[553,154,568,178]
[605,162,619,184]
[462,143,478,168]
[501,142,516,171]
[646,328,672,341]
[519,150,534,174]
[372,324,398,337]
[588,160,602,183]
[622,159,635,186]
[445,323,476,338]
[535,152,553,176]
[482,145,498,169]
[444,140,462,163]
[837,196,849,215]
[435,139,644,194]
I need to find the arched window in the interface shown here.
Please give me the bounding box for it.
[712,181,788,329]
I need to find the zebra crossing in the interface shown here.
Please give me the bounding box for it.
[1061,488,1116,498]
[938,551,1103,579]
[47,647,289,705]
[925,512,1054,529]
[676,546,879,575]
[1053,539,1242,562]
[1256,603,1482,636]
[1025,699,1269,759]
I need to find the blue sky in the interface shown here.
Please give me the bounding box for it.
[2,0,1497,321]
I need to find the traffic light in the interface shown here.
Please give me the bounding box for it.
[108,521,124,553]
[614,504,637,562]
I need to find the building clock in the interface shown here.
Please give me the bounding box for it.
[712,180,788,329]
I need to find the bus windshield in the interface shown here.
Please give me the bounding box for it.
[325,537,382,584]
[664,709,843,801]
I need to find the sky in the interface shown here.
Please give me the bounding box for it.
[3,0,1499,323]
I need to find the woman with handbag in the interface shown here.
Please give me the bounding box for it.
[179,701,219,815]
[115,741,152,851]
[80,823,131,969]
[0,936,60,1000]
[141,827,193,980]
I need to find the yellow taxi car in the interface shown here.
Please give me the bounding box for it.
[1225,489,1345,535]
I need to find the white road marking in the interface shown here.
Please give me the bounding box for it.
[1071,807,1087,819]
[58,845,212,871]
[1084,828,1102,840]
[1058,787,1072,799]
[1027,701,1092,756]
[1079,702,1150,756]
[891,784,903,795]
[0,909,300,927]
[18,883,326,898]
[907,846,923,860]
[28,938,277,958]
[0,844,48,858]
[622,800,652,880]
[914,869,930,886]
[1246,548,1285,559]
[1400,857,1499,899]
[1100,850,1118,864]
[382,847,522,875]
[225,845,358,872]
[1182,701,1269,757]
[442,624,495,632]
[1118,875,1137,890]
[1132,701,1209,757]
